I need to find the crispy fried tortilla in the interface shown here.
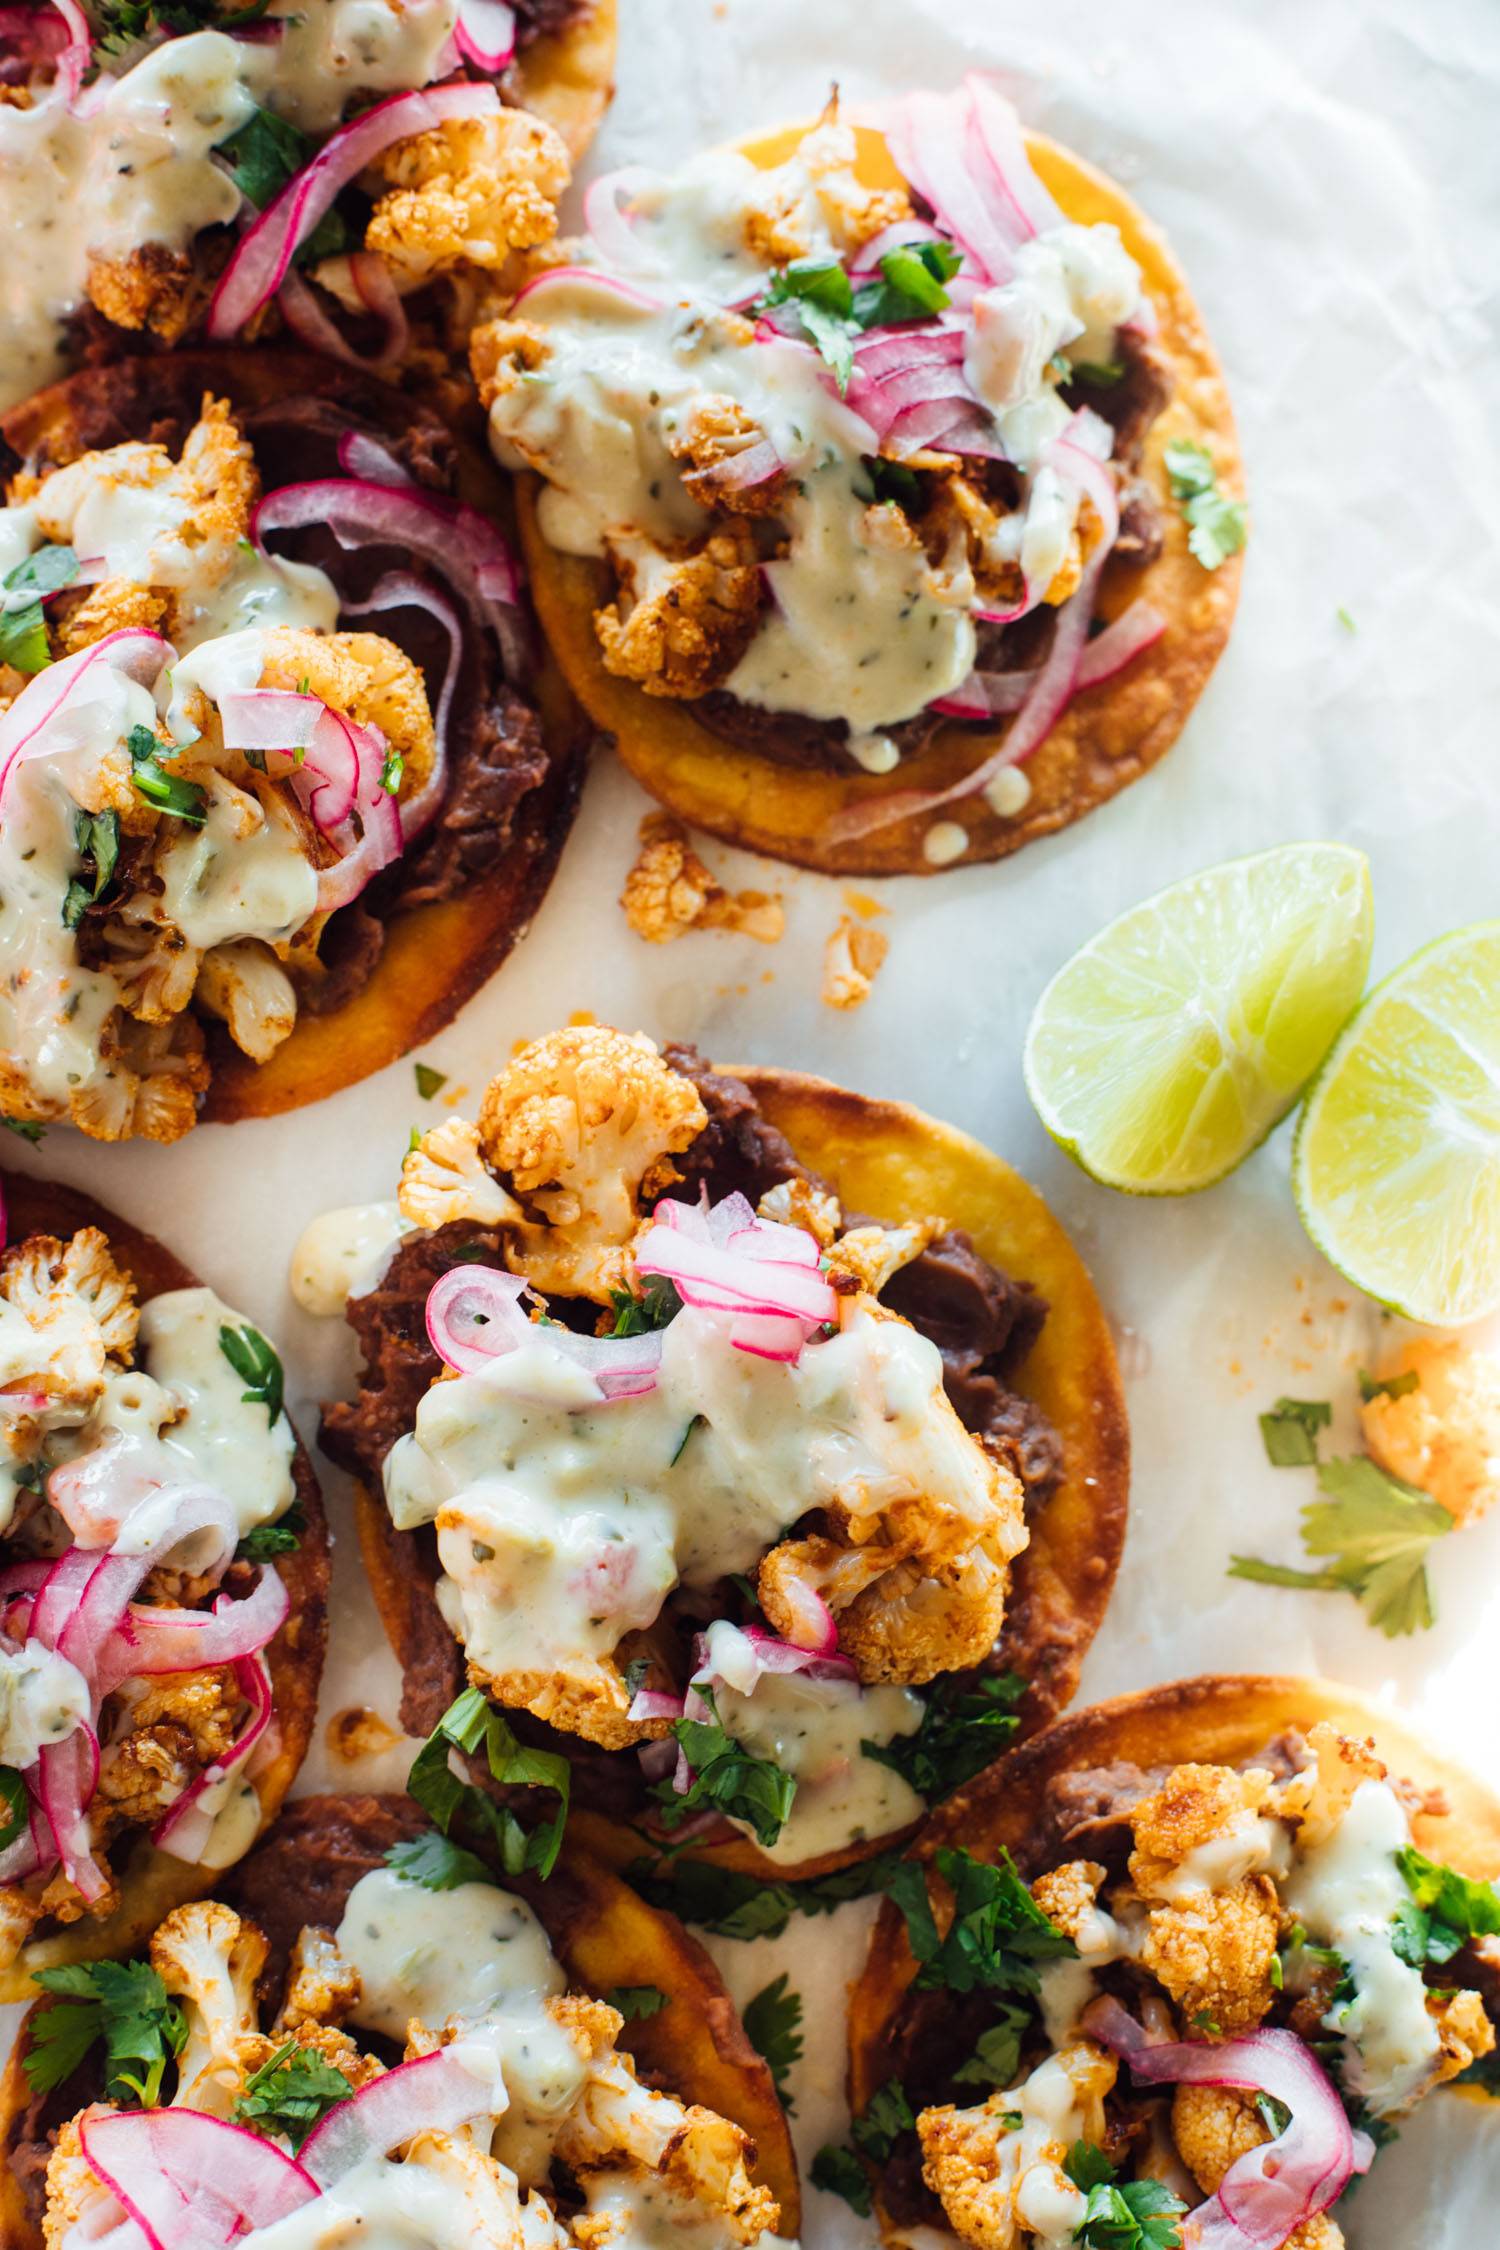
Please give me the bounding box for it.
[0,1172,329,2004]
[519,118,1242,876]
[848,1672,1500,2230]
[348,1060,1127,1883]
[0,1788,797,2249]
[512,0,617,160]
[0,349,589,1127]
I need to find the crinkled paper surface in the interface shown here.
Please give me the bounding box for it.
[8,0,1500,2240]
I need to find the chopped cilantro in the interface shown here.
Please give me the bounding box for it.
[0,1116,43,1144]
[811,2143,872,2215]
[1258,1396,1332,1467]
[607,1984,668,2021]
[128,723,207,826]
[850,238,963,327]
[608,1275,682,1336]
[1392,1846,1500,1965]
[0,1765,26,1852]
[743,1974,803,2108]
[232,2039,352,2149]
[27,1961,186,2106]
[952,2008,1032,2089]
[217,102,314,209]
[1358,1367,1419,1403]
[670,1413,704,1466]
[1164,438,1246,571]
[857,456,924,510]
[755,239,962,394]
[654,1688,795,1849]
[414,1062,447,1100]
[1064,2141,1184,2248]
[407,1685,570,1878]
[1068,358,1127,386]
[218,1320,284,1425]
[1337,605,1357,634]
[380,744,405,795]
[852,2077,915,2159]
[1229,1454,1453,1636]
[235,1497,305,1563]
[385,1828,499,1892]
[863,1671,1024,1802]
[1276,1923,1351,2005]
[0,543,79,674]
[883,1845,1075,1996]
[61,808,121,932]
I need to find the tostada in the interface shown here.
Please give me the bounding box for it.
[0,1168,327,2003]
[0,348,587,1138]
[300,1024,1128,1882]
[472,76,1243,876]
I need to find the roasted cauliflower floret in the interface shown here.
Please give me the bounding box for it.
[151,1901,268,2117]
[43,2114,118,2250]
[84,242,202,342]
[259,627,436,808]
[0,1227,137,1404]
[1172,2086,1345,2250]
[93,1668,240,1837]
[595,526,764,700]
[744,115,911,265]
[1362,1336,1500,1528]
[69,1010,210,1144]
[621,814,784,946]
[666,396,789,517]
[469,315,551,412]
[401,1115,524,1233]
[824,1217,945,1297]
[1273,1723,1387,1849]
[756,1176,841,1248]
[821,913,890,1011]
[918,2043,1116,2250]
[476,1026,707,1302]
[365,108,570,285]
[1128,1762,1278,1899]
[1430,1985,1495,2085]
[55,578,172,656]
[1139,1875,1280,2035]
[274,1926,362,2036]
[194,940,299,1064]
[34,399,258,603]
[1030,1860,1108,1947]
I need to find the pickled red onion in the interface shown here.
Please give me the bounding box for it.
[583,166,664,275]
[154,1649,275,1863]
[209,83,501,341]
[424,1265,663,1399]
[298,2047,495,2186]
[454,0,515,72]
[510,262,666,317]
[342,570,460,842]
[79,2104,317,2247]
[0,628,170,806]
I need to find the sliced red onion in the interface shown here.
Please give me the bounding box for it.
[79,2104,316,2247]
[848,217,946,275]
[584,165,665,275]
[693,436,784,493]
[454,0,515,71]
[304,706,404,916]
[342,570,458,843]
[336,429,414,487]
[698,1622,852,1690]
[27,1546,100,1655]
[347,249,411,368]
[1073,599,1167,690]
[105,1564,290,1683]
[635,1224,836,1326]
[46,0,87,105]
[883,78,1061,285]
[0,1798,49,1886]
[1086,1998,1372,2249]
[424,1265,663,1400]
[965,75,1064,243]
[153,1650,274,1864]
[277,264,371,366]
[931,669,1032,719]
[0,628,170,806]
[208,82,501,342]
[759,1573,837,1656]
[36,1723,104,1902]
[510,262,666,317]
[298,2047,495,2187]
[626,1687,685,1724]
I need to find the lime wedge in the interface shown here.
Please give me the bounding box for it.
[1293,922,1500,1323]
[1023,844,1374,1193]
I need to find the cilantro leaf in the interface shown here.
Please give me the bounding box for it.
[413,1062,446,1100]
[609,1275,682,1336]
[1393,1845,1500,1965]
[1231,1454,1453,1637]
[858,456,925,510]
[850,238,962,327]
[235,1498,305,1564]
[62,809,121,933]
[884,1846,1075,1996]
[864,1672,1024,1801]
[1164,438,1246,571]
[1358,1367,1420,1403]
[216,102,314,210]
[1067,358,1127,386]
[407,1685,570,1878]
[28,1961,186,2106]
[755,240,963,395]
[1,1116,43,1144]
[654,1688,796,1849]
[0,543,79,674]
[232,2039,352,2149]
[952,2006,1032,2089]
[128,724,207,826]
[1064,2142,1185,2248]
[0,1765,26,1852]
[607,1984,667,2021]
[386,1828,498,1893]
[218,1320,285,1425]
[852,2076,915,2159]
[743,1974,803,2108]
[1258,1396,1331,1467]
[811,2143,872,2216]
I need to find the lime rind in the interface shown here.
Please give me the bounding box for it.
[1292,920,1500,1325]
[1023,843,1374,1195]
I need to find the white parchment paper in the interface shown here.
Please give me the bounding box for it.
[8,1,1500,2240]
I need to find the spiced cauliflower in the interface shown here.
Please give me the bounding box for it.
[1138,1875,1281,2035]
[0,1227,137,1408]
[364,108,571,287]
[401,1115,524,1234]
[476,1026,708,1301]
[1361,1335,1500,1528]
[621,814,783,946]
[917,2043,1117,2250]
[1171,2087,1345,2250]
[84,242,203,343]
[742,113,912,266]
[594,526,764,700]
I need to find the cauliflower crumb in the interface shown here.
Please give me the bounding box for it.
[824,1217,945,1296]
[595,525,764,700]
[401,1115,524,1234]
[756,1177,842,1246]
[822,913,889,1010]
[1430,1985,1495,2085]
[621,815,784,946]
[743,115,911,265]
[69,1009,210,1144]
[477,1026,707,1302]
[194,940,298,1064]
[1362,1336,1500,1527]
[1139,1874,1280,2034]
[0,1227,137,1407]
[84,242,202,342]
[365,109,570,286]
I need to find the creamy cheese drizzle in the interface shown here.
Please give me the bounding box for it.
[289,1200,409,1316]
[0,1640,91,1765]
[0,0,459,407]
[384,1303,1004,1697]
[484,130,1144,736]
[1283,1777,1442,2115]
